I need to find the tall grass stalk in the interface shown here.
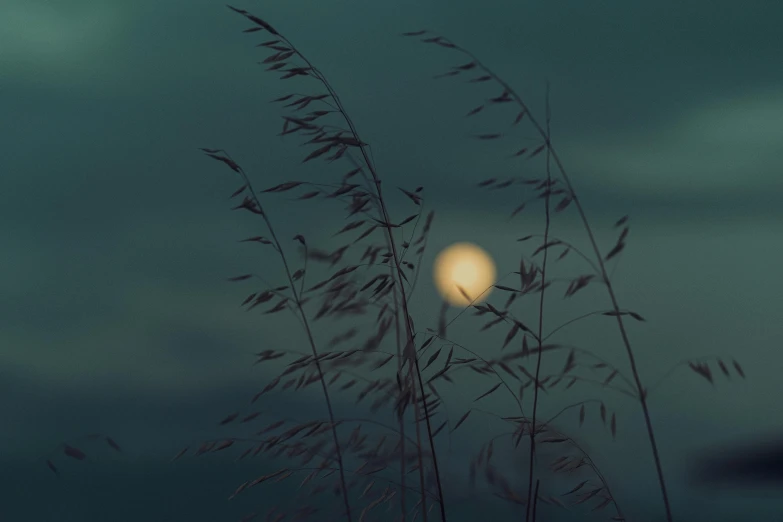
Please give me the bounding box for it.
[180,8,746,522]
[403,32,675,521]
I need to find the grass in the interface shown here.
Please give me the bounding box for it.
[81,5,747,522]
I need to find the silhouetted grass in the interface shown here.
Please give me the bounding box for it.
[43,433,122,478]
[174,6,748,522]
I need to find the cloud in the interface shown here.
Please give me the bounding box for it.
[566,89,783,195]
[0,1,129,86]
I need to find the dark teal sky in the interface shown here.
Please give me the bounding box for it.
[2,0,782,520]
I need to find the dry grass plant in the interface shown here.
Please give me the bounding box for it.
[43,433,123,477]
[172,7,748,522]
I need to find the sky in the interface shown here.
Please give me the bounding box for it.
[2,0,782,520]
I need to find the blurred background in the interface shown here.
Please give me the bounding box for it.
[2,0,782,520]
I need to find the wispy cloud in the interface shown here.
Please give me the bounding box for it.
[0,1,130,86]
[567,89,783,194]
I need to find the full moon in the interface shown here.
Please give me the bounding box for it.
[433,242,496,307]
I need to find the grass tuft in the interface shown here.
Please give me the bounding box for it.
[167,7,750,522]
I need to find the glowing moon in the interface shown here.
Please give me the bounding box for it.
[434,242,496,307]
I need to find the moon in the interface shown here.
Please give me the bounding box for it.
[433,242,496,307]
